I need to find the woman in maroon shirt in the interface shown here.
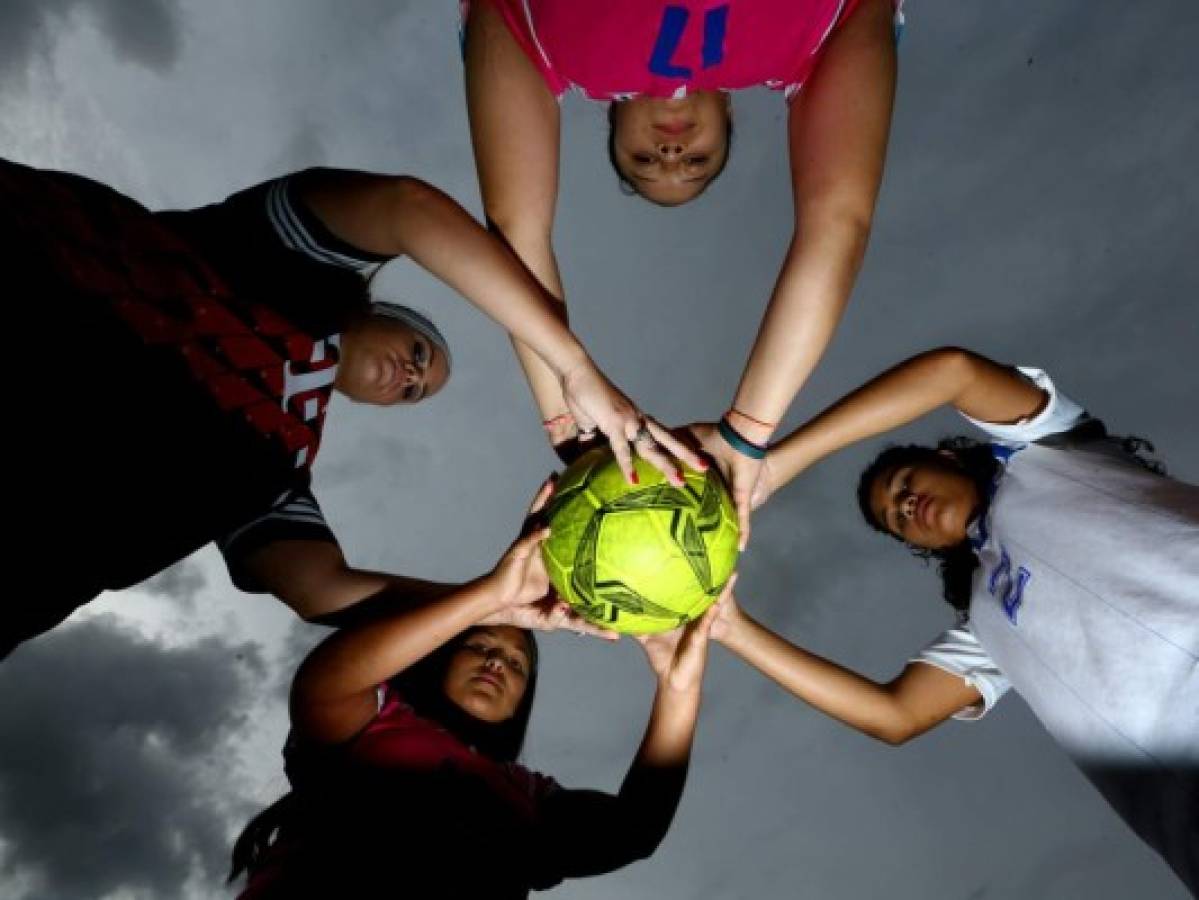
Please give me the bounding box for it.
[231,480,730,898]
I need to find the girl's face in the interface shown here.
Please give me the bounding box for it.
[868,457,982,551]
[335,316,449,406]
[442,627,532,724]
[610,92,730,205]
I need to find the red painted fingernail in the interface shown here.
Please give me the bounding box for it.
[631,471,640,484]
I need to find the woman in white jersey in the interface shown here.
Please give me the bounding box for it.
[709,347,1198,894]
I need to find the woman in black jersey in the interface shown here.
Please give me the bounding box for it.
[5,159,702,658]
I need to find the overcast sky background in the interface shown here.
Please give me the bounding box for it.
[1,1,1196,898]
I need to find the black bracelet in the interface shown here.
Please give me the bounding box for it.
[717,416,768,460]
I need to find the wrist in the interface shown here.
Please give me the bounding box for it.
[550,342,591,382]
[717,416,769,461]
[542,412,577,446]
[717,607,751,650]
[472,572,516,620]
[656,674,702,701]
[725,407,777,445]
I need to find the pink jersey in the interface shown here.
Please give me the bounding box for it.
[483,0,862,101]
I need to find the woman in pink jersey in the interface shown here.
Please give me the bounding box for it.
[230,479,726,898]
[464,0,899,545]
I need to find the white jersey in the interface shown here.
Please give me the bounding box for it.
[911,367,1199,890]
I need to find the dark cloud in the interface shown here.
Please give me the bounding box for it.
[0,616,266,899]
[0,0,182,83]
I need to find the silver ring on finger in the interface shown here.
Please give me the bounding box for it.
[633,421,653,445]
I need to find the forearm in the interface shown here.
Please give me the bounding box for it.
[730,0,895,443]
[634,680,702,770]
[294,577,500,706]
[305,570,457,628]
[720,608,912,744]
[389,179,588,378]
[767,348,979,488]
[244,539,455,624]
[490,222,576,428]
[731,216,871,444]
[582,683,698,865]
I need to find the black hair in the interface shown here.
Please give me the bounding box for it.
[856,425,1166,614]
[606,100,734,202]
[229,626,539,884]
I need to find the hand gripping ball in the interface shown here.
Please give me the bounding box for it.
[541,447,740,635]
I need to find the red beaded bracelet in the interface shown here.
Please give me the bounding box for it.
[727,407,777,432]
[541,413,575,433]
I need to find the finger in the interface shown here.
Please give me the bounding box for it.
[564,611,619,641]
[513,526,552,558]
[528,476,556,516]
[569,401,599,442]
[693,598,722,639]
[718,572,739,602]
[673,603,721,678]
[634,435,686,487]
[749,482,768,511]
[734,488,752,551]
[646,420,708,473]
[608,431,638,485]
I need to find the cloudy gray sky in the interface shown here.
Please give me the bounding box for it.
[1,1,1196,898]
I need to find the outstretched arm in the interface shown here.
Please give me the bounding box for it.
[285,480,584,745]
[699,0,898,544]
[760,347,1047,501]
[532,587,725,884]
[463,0,573,447]
[299,166,704,482]
[713,592,978,745]
[298,169,587,384]
[239,538,453,626]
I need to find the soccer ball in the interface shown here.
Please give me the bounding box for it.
[541,446,740,635]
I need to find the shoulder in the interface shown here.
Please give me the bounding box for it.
[961,367,1091,444]
[910,622,1012,720]
[465,0,569,99]
[218,483,340,593]
[161,171,390,275]
[506,761,561,807]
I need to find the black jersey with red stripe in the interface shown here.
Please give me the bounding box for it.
[7,160,386,598]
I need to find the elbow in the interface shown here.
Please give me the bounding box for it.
[797,195,877,247]
[386,174,442,217]
[621,825,668,864]
[874,725,916,747]
[278,585,330,624]
[917,346,983,389]
[904,346,974,379]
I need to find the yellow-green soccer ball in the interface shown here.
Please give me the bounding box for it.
[541,446,740,635]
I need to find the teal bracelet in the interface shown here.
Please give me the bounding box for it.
[717,417,768,460]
